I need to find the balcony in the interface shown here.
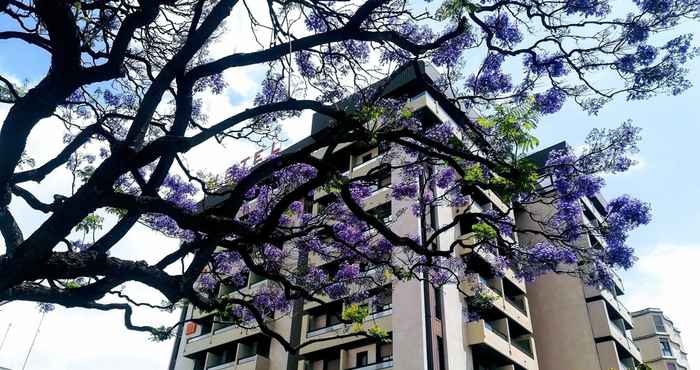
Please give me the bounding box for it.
[300,308,393,355]
[347,360,393,370]
[462,274,532,332]
[458,238,527,293]
[584,286,633,327]
[405,91,452,124]
[466,320,538,370]
[207,360,236,370]
[595,340,637,370]
[235,355,269,370]
[587,300,641,362]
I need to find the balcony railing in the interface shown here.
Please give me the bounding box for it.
[479,275,502,295]
[347,360,393,370]
[505,296,527,315]
[207,360,235,370]
[237,354,258,364]
[484,321,509,342]
[187,332,211,343]
[306,322,345,338]
[512,339,534,358]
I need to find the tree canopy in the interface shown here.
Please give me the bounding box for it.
[0,0,692,349]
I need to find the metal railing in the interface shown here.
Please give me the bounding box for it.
[484,321,509,342]
[512,339,534,358]
[505,296,527,315]
[346,360,393,370]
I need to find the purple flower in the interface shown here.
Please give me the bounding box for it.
[305,13,329,32]
[634,0,672,14]
[466,54,513,95]
[436,167,458,189]
[524,54,568,78]
[336,264,361,281]
[391,182,418,200]
[324,282,348,299]
[534,88,566,114]
[564,0,611,17]
[295,51,316,78]
[431,29,475,67]
[485,14,522,47]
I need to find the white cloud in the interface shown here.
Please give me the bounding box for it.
[622,243,700,360]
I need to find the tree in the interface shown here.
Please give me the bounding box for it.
[0,0,691,350]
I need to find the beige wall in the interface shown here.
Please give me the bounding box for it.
[526,272,602,370]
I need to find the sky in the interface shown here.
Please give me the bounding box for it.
[1,3,700,370]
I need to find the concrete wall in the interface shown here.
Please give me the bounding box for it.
[525,272,602,370]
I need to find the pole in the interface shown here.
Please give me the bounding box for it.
[21,312,45,370]
[0,322,11,354]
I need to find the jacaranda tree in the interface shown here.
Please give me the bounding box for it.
[0,0,691,349]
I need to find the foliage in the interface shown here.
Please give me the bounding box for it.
[0,0,680,351]
[342,303,371,323]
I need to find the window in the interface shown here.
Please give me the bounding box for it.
[375,167,391,190]
[368,203,392,224]
[353,151,375,168]
[667,363,677,370]
[308,303,343,332]
[654,315,667,332]
[305,358,340,370]
[379,343,393,362]
[356,351,369,367]
[325,358,340,370]
[429,204,438,230]
[434,287,443,320]
[660,338,673,357]
[248,272,265,286]
[459,213,471,236]
[373,290,392,312]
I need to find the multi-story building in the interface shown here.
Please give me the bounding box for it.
[517,142,642,370]
[170,63,687,370]
[169,61,540,370]
[632,308,691,370]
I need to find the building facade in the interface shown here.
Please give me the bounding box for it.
[169,62,539,370]
[168,62,686,370]
[632,308,691,370]
[517,146,643,370]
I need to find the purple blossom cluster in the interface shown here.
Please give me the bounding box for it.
[514,242,577,282]
[564,0,611,17]
[485,14,523,47]
[602,195,651,269]
[295,51,316,78]
[391,182,418,200]
[524,54,568,78]
[466,54,513,95]
[431,29,475,67]
[534,88,566,114]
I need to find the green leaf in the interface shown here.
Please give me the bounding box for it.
[342,303,370,323]
[472,222,497,240]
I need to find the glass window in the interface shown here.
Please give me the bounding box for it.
[667,363,677,370]
[376,168,392,190]
[655,315,666,332]
[660,338,673,357]
[325,358,340,370]
[368,203,392,224]
[356,351,369,366]
[379,343,393,361]
[373,290,392,312]
[434,287,443,320]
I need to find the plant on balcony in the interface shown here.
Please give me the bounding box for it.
[0,0,683,355]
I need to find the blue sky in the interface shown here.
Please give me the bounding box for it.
[1,8,699,370]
